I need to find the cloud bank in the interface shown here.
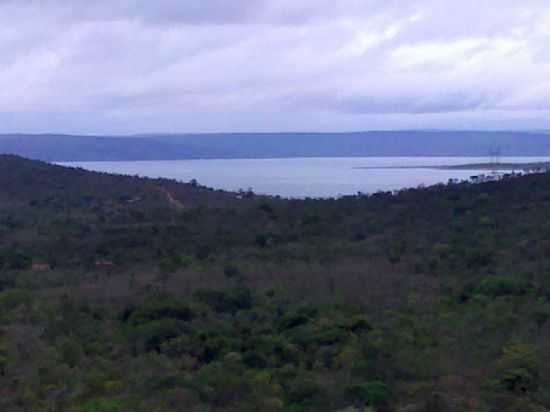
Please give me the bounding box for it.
[1,0,550,133]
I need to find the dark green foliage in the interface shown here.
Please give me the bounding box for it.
[128,319,188,352]
[475,276,531,297]
[530,310,549,330]
[0,288,31,310]
[287,377,322,404]
[2,156,550,411]
[123,299,194,352]
[279,312,310,330]
[69,399,122,412]
[465,248,493,269]
[348,315,372,333]
[493,340,541,394]
[347,381,391,407]
[0,249,31,270]
[242,350,269,368]
[223,262,241,279]
[159,255,184,273]
[193,288,252,313]
[125,299,194,325]
[59,338,83,368]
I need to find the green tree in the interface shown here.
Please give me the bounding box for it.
[70,399,122,412]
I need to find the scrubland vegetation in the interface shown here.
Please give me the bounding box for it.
[1,154,550,411]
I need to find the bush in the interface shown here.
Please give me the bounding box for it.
[128,319,187,351]
[315,327,347,345]
[193,362,249,405]
[126,299,194,325]
[494,340,540,394]
[59,338,83,368]
[347,381,391,407]
[279,312,310,330]
[193,288,252,313]
[466,249,493,269]
[347,315,372,333]
[159,255,183,273]
[475,276,531,298]
[223,263,241,279]
[0,250,31,270]
[287,377,321,404]
[243,350,269,369]
[69,399,122,412]
[0,289,32,310]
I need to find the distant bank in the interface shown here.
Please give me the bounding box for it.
[2,131,550,162]
[355,162,550,171]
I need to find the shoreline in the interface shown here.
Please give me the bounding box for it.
[353,162,550,171]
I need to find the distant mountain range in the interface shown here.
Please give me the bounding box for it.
[2,131,550,161]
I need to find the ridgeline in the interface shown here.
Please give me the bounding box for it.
[3,131,550,161]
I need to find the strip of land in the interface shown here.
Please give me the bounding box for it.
[354,162,550,171]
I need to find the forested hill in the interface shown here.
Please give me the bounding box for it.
[2,130,550,161]
[0,154,243,209]
[2,155,550,411]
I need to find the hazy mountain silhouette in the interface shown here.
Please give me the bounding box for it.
[2,131,550,161]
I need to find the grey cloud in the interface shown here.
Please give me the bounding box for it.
[283,88,491,115]
[336,93,488,115]
[1,0,550,133]
[1,0,265,25]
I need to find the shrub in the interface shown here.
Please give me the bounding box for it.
[347,381,391,407]
[287,325,318,348]
[494,341,540,394]
[126,299,194,325]
[128,319,187,351]
[347,315,372,333]
[279,312,310,330]
[159,255,184,273]
[193,288,252,313]
[500,367,537,393]
[315,327,347,345]
[193,362,249,405]
[69,399,122,412]
[243,350,269,369]
[530,310,549,330]
[0,250,31,270]
[287,377,321,404]
[0,289,32,310]
[59,338,83,368]
[475,276,531,298]
[223,263,241,279]
[466,249,493,268]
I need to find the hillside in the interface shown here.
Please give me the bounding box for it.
[0,155,243,208]
[3,131,550,161]
[1,156,550,411]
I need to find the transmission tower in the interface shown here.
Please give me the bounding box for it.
[488,147,501,176]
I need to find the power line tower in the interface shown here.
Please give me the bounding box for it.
[488,147,501,176]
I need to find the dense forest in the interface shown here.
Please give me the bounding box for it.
[1,154,550,411]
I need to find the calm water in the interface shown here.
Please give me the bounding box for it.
[60,157,550,198]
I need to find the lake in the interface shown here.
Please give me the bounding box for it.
[60,157,550,198]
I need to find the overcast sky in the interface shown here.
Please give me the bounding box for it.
[2,0,550,134]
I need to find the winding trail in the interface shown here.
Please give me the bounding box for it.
[158,186,185,209]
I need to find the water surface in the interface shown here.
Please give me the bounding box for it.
[61,157,550,198]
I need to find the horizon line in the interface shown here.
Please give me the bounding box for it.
[1,129,550,138]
